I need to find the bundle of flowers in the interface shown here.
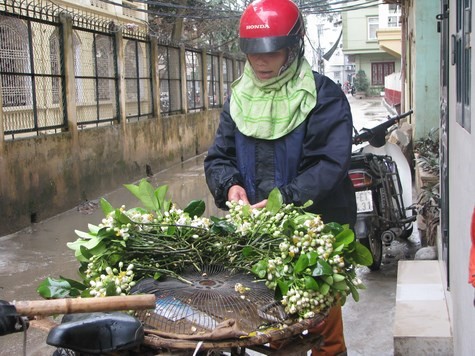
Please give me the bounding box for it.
[38,179,372,320]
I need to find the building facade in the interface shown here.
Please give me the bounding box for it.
[342,3,402,96]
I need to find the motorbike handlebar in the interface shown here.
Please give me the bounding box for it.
[353,110,413,145]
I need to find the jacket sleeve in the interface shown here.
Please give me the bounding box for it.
[204,99,243,209]
[279,73,354,208]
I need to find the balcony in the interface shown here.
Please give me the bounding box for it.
[376,28,402,58]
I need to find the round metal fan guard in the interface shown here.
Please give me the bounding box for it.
[133,265,290,335]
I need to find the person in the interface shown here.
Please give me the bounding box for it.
[204,0,356,354]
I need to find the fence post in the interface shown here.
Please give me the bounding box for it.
[0,77,4,145]
[202,49,209,110]
[59,13,78,134]
[59,12,81,202]
[150,37,161,119]
[218,52,225,107]
[113,24,126,127]
[180,45,187,114]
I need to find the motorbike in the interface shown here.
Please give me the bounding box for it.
[0,295,155,356]
[350,110,416,270]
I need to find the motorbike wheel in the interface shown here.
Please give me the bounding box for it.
[361,232,383,271]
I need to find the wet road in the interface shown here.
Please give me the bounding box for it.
[0,95,421,355]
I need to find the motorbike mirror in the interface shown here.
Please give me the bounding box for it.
[368,132,386,147]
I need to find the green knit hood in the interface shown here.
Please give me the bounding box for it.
[230,58,317,140]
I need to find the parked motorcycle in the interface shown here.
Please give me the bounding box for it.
[350,110,416,270]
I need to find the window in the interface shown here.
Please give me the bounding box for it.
[124,39,152,120]
[388,16,400,27]
[185,49,203,111]
[387,4,401,28]
[388,4,401,12]
[367,17,379,41]
[371,62,395,86]
[454,0,471,131]
[207,54,220,108]
[158,45,182,113]
[0,17,30,108]
[49,31,61,104]
[95,35,114,101]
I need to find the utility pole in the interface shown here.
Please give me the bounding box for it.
[317,23,324,75]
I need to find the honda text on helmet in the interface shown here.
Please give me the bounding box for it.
[239,0,305,54]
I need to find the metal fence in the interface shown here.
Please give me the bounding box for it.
[0,0,245,139]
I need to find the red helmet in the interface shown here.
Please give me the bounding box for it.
[239,0,305,54]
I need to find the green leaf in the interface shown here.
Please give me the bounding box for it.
[108,253,123,266]
[74,229,96,240]
[323,222,344,236]
[79,245,93,260]
[307,251,319,266]
[251,260,268,279]
[332,273,346,283]
[322,275,334,285]
[294,253,309,273]
[184,200,206,217]
[87,224,101,234]
[241,246,255,257]
[339,294,347,306]
[304,276,319,291]
[124,179,158,211]
[302,200,313,209]
[115,209,133,225]
[154,184,169,212]
[335,227,355,246]
[311,259,333,276]
[100,198,114,216]
[105,281,117,296]
[59,276,87,291]
[349,283,360,302]
[210,217,236,234]
[67,235,105,254]
[266,188,283,215]
[320,282,330,295]
[333,280,348,291]
[277,279,290,296]
[353,241,374,266]
[240,204,251,219]
[37,277,73,299]
[333,243,344,253]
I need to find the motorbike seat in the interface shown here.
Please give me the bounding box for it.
[46,312,144,353]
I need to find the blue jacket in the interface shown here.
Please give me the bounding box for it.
[204,72,356,226]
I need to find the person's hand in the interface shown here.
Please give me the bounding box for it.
[227,185,250,205]
[251,199,267,209]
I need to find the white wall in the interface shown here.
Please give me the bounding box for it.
[447,2,475,354]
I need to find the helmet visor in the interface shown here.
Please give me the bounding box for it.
[240,35,300,54]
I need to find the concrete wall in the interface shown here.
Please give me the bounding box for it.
[406,0,441,140]
[0,109,220,236]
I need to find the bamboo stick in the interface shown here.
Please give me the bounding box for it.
[13,294,156,317]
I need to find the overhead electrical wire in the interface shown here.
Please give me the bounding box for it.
[95,0,383,20]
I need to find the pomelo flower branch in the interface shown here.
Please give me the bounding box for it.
[38,179,372,320]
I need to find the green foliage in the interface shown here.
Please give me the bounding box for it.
[414,128,440,175]
[353,70,370,92]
